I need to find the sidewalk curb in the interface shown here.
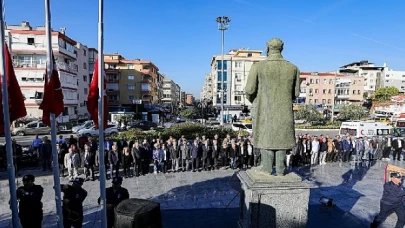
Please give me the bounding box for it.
[295,129,339,131]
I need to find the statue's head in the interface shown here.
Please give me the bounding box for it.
[266,38,284,56]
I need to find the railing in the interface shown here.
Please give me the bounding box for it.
[13,59,46,68]
[57,61,78,73]
[141,69,152,75]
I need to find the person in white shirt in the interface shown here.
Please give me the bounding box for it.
[311,137,320,165]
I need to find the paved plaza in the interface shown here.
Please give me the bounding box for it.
[0,159,404,227]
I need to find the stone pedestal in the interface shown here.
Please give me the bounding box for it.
[115,198,162,228]
[237,169,316,228]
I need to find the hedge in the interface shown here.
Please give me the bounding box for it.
[295,125,340,129]
[110,123,250,141]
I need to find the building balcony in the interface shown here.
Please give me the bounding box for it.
[107,78,119,83]
[108,100,120,105]
[34,99,42,105]
[141,90,152,95]
[105,68,120,74]
[337,94,350,99]
[106,89,119,94]
[141,69,152,75]
[56,61,78,73]
[13,59,46,68]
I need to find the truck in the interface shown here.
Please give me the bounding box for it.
[339,121,392,138]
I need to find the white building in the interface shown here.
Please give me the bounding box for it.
[75,42,90,119]
[200,73,213,101]
[161,75,181,106]
[209,49,266,111]
[339,60,384,94]
[381,64,405,93]
[7,21,82,122]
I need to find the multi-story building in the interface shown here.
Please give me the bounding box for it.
[103,54,161,111]
[75,42,90,119]
[7,21,80,122]
[300,72,364,109]
[200,73,213,101]
[157,73,165,104]
[210,48,266,111]
[179,90,186,107]
[381,63,405,93]
[88,48,97,82]
[186,94,195,105]
[161,76,181,107]
[339,60,384,94]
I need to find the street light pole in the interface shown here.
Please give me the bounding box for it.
[216,16,230,125]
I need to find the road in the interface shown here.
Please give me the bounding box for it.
[0,133,74,146]
[0,129,340,146]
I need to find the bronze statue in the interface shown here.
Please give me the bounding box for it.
[245,38,300,176]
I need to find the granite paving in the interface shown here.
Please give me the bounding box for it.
[0,159,403,227]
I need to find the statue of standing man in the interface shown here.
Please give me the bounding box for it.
[245,38,300,176]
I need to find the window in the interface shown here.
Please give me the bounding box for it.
[83,75,87,82]
[128,95,134,100]
[217,71,227,81]
[84,88,88,95]
[247,53,252,57]
[329,79,333,84]
[83,49,87,56]
[235,73,241,82]
[322,99,326,104]
[358,90,361,95]
[309,88,313,93]
[353,90,356,94]
[323,79,327,84]
[314,99,318,104]
[38,123,45,127]
[216,60,227,70]
[217,83,227,91]
[327,99,331,104]
[315,79,319,84]
[128,75,134,80]
[234,85,242,91]
[234,61,242,67]
[127,85,135,90]
[323,89,327,94]
[310,79,314,84]
[315,89,319,94]
[386,74,390,77]
[328,89,332,94]
[127,64,134,69]
[234,96,242,101]
[83,62,87,69]
[27,38,35,45]
[309,99,312,104]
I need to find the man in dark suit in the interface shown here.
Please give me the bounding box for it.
[131,142,142,177]
[190,140,201,172]
[371,172,405,228]
[392,137,404,161]
[117,136,128,153]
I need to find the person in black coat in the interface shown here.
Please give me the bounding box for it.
[99,177,130,228]
[211,139,220,170]
[201,140,211,171]
[41,137,52,171]
[371,172,405,228]
[190,140,201,172]
[61,178,87,228]
[57,143,68,177]
[16,174,44,228]
[131,142,142,177]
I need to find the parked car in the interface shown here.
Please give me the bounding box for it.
[231,122,253,134]
[12,121,52,136]
[164,119,187,128]
[127,121,158,131]
[72,120,94,134]
[77,124,119,137]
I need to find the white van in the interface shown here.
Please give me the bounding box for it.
[232,122,253,134]
[339,121,392,138]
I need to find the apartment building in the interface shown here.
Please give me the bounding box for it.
[104,53,160,111]
[88,48,97,82]
[186,94,195,105]
[301,72,364,108]
[75,42,90,119]
[209,48,266,111]
[381,65,405,93]
[7,21,82,122]
[200,73,213,101]
[339,60,384,94]
[161,75,181,106]
[180,90,186,107]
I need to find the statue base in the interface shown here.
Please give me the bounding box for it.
[237,168,316,228]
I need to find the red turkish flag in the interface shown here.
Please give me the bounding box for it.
[87,59,108,129]
[0,44,27,132]
[39,54,64,126]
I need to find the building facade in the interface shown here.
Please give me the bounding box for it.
[209,49,266,111]
[186,94,195,105]
[200,73,213,101]
[7,21,81,122]
[300,72,365,109]
[162,76,181,106]
[75,42,90,119]
[381,66,405,93]
[339,61,384,94]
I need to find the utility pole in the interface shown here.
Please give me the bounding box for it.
[216,16,230,125]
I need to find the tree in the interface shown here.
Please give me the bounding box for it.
[363,91,369,99]
[339,104,366,120]
[294,105,321,123]
[179,108,197,119]
[373,86,399,101]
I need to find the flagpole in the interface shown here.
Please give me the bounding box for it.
[98,0,107,227]
[0,0,19,227]
[44,0,63,227]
